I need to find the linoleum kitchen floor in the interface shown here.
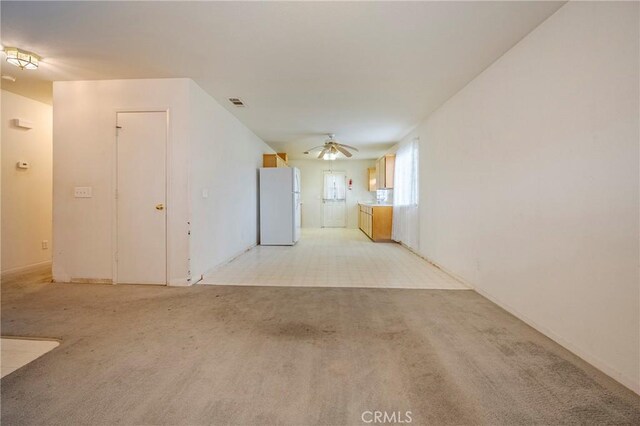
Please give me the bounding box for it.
[2,265,639,425]
[202,228,467,289]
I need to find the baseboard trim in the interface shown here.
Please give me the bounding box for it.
[473,284,640,395]
[168,277,192,287]
[196,243,258,283]
[420,253,640,395]
[397,243,472,289]
[1,260,52,278]
[69,278,113,285]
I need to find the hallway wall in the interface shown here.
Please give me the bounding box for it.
[188,81,275,280]
[403,1,639,392]
[53,79,192,285]
[1,91,52,274]
[52,79,274,285]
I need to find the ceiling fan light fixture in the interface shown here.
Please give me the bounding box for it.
[306,134,358,160]
[5,47,39,70]
[323,152,337,161]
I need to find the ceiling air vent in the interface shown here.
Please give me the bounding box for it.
[228,97,245,107]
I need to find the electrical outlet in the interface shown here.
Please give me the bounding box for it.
[42,240,49,249]
[74,187,92,198]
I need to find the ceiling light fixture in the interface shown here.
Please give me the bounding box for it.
[323,152,337,161]
[5,47,40,70]
[306,134,359,159]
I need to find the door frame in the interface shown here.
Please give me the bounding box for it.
[322,170,347,228]
[112,108,170,285]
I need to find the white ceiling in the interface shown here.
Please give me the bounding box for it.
[0,1,564,159]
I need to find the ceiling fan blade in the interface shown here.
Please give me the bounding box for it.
[335,145,352,158]
[337,143,359,152]
[318,147,328,159]
[304,145,325,154]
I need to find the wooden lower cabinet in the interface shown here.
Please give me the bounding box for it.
[358,204,393,241]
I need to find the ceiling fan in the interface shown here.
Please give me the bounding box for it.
[304,134,359,159]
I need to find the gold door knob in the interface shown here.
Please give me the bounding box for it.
[155,203,164,211]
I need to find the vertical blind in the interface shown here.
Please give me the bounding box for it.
[392,137,419,251]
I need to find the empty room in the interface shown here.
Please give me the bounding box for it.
[1,1,639,425]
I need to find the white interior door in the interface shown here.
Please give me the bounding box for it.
[322,171,347,228]
[116,111,167,284]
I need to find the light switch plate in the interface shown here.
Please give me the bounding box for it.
[74,187,92,198]
[202,188,209,199]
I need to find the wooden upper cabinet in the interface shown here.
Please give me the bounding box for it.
[263,153,288,168]
[376,154,395,189]
[367,167,377,191]
[385,155,395,188]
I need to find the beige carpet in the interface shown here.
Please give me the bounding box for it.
[1,265,639,425]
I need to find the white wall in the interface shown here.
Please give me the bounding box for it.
[53,79,191,285]
[53,78,273,285]
[1,91,52,274]
[188,81,274,280]
[403,2,639,392]
[288,159,376,228]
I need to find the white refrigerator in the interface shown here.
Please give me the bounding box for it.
[259,167,301,245]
